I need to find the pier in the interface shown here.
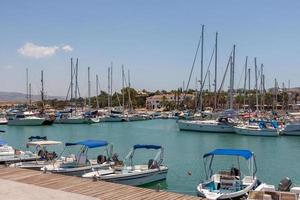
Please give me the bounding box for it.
[0,167,199,200]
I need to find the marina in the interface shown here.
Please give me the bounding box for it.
[1,119,300,198]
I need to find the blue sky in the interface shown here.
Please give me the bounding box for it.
[0,0,300,97]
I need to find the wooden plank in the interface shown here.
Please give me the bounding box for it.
[0,168,201,200]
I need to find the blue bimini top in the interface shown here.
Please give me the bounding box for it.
[133,144,162,150]
[65,139,108,148]
[203,148,254,160]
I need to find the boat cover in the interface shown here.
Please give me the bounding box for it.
[65,139,108,148]
[133,144,162,150]
[203,149,253,160]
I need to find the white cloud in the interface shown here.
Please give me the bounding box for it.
[18,42,59,58]
[62,45,73,52]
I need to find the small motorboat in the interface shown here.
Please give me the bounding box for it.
[42,139,113,176]
[7,111,46,126]
[82,144,168,186]
[11,136,62,170]
[197,149,258,200]
[0,141,39,164]
[234,120,280,137]
[248,177,300,200]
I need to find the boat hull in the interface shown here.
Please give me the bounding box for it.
[281,124,300,136]
[8,119,45,126]
[234,127,279,137]
[178,120,234,133]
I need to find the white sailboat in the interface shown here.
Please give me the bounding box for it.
[82,144,168,186]
[234,121,280,137]
[0,112,8,125]
[178,116,236,133]
[197,149,258,200]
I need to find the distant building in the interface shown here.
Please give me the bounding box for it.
[146,93,194,110]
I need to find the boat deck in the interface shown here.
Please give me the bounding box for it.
[0,167,200,200]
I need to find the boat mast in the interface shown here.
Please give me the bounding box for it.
[260,64,264,110]
[96,74,99,109]
[248,68,251,107]
[122,65,125,115]
[110,62,113,108]
[107,67,111,111]
[26,68,29,106]
[75,58,79,99]
[213,32,218,110]
[229,45,235,109]
[41,70,45,112]
[243,57,248,108]
[70,58,74,100]
[199,24,204,111]
[29,83,32,107]
[88,67,91,111]
[128,69,132,112]
[254,57,259,111]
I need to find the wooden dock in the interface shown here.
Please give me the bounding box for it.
[0,167,199,200]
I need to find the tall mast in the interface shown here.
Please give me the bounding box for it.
[88,67,91,110]
[122,65,125,115]
[41,70,45,112]
[214,32,218,110]
[75,58,78,99]
[128,69,132,111]
[243,56,248,108]
[110,62,113,108]
[260,64,264,110]
[107,67,111,110]
[96,74,99,109]
[208,70,211,92]
[29,83,31,106]
[229,45,235,109]
[248,68,251,106]
[199,24,204,111]
[70,58,73,100]
[26,68,29,105]
[254,57,259,111]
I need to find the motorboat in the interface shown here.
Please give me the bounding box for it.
[178,116,236,133]
[0,139,14,156]
[281,118,300,136]
[11,136,62,170]
[7,111,45,126]
[0,142,39,164]
[82,144,168,186]
[234,120,280,137]
[248,177,300,200]
[100,113,126,122]
[0,112,8,125]
[197,149,258,200]
[41,139,113,176]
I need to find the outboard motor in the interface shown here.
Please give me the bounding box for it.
[278,177,292,191]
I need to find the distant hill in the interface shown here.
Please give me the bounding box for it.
[0,91,64,102]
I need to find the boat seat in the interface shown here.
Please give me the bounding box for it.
[280,192,298,200]
[220,175,236,190]
[264,191,280,200]
[248,191,264,200]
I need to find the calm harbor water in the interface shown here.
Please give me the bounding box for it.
[1,119,300,195]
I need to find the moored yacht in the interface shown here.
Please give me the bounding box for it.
[7,111,45,126]
[234,120,280,137]
[178,116,236,133]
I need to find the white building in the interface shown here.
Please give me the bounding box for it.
[146,93,194,110]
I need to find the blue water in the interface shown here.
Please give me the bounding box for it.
[1,119,300,195]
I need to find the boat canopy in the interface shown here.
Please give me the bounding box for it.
[28,136,47,141]
[203,149,253,160]
[65,140,108,148]
[27,140,62,146]
[133,144,162,150]
[0,139,7,146]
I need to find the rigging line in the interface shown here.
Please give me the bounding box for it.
[200,47,215,91]
[184,33,202,97]
[218,50,233,93]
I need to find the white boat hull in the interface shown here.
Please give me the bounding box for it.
[83,166,168,186]
[281,124,300,136]
[234,126,279,137]
[55,118,91,124]
[178,120,234,133]
[100,117,126,122]
[8,118,45,126]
